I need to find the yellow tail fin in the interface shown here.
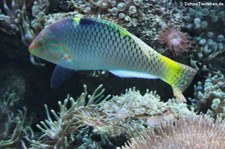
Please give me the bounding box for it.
[159,55,197,102]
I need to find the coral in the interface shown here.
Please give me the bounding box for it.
[100,89,166,123]
[68,0,144,27]
[100,88,192,126]
[95,88,193,144]
[183,0,225,72]
[0,73,27,135]
[0,88,20,134]
[29,85,194,148]
[190,71,225,119]
[0,0,49,46]
[159,26,190,55]
[0,88,32,148]
[30,84,110,148]
[0,73,34,148]
[0,108,29,148]
[40,11,83,27]
[31,0,50,33]
[0,0,35,45]
[121,115,225,149]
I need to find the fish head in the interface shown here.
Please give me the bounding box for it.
[29,23,70,65]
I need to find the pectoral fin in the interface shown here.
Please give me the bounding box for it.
[51,65,75,88]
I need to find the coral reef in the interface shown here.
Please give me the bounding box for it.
[121,115,225,149]
[183,0,225,72]
[190,71,225,119]
[29,85,193,148]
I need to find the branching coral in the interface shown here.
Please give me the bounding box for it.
[0,0,35,45]
[0,88,21,136]
[121,115,225,149]
[0,108,28,148]
[0,88,32,148]
[0,0,50,46]
[30,84,110,148]
[190,71,225,119]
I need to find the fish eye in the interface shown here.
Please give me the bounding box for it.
[39,41,44,47]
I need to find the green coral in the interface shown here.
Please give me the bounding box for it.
[190,71,225,119]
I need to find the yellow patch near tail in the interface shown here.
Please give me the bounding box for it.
[158,55,190,102]
[158,55,182,85]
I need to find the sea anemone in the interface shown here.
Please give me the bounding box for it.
[121,115,225,149]
[159,27,189,56]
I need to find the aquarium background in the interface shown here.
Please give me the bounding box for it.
[0,0,224,148]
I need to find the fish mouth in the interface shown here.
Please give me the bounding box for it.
[29,42,37,55]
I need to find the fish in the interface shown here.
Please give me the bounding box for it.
[29,17,197,102]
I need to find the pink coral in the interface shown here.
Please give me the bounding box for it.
[159,27,189,56]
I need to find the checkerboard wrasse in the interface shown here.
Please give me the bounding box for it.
[29,17,197,102]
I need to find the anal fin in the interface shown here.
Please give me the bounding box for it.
[109,70,158,79]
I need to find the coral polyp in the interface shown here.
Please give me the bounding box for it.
[159,27,189,56]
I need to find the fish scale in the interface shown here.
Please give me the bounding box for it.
[29,17,197,102]
[73,19,161,74]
